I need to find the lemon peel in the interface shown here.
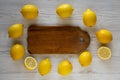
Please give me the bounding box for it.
[96,29,112,44]
[83,9,97,27]
[56,4,74,18]
[58,60,72,76]
[21,4,39,19]
[38,58,52,76]
[8,24,24,38]
[78,51,92,67]
[10,44,25,60]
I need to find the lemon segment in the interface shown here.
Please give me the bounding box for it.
[96,29,112,44]
[38,58,52,76]
[83,9,97,27]
[10,44,25,60]
[58,60,72,76]
[78,51,92,67]
[8,24,24,38]
[24,56,37,70]
[21,4,39,19]
[56,4,74,18]
[97,46,112,60]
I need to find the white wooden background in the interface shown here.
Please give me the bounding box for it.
[0,0,120,80]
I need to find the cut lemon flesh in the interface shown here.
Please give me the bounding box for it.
[24,56,37,70]
[97,46,112,60]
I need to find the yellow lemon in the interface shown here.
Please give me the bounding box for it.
[8,24,24,38]
[38,58,52,76]
[10,44,25,60]
[96,29,112,44]
[78,51,92,67]
[97,46,112,60]
[83,9,97,27]
[21,4,39,19]
[24,56,37,70]
[56,4,74,18]
[58,60,72,76]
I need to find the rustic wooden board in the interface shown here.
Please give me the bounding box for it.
[27,25,90,54]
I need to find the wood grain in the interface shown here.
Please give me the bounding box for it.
[27,25,90,54]
[0,0,120,80]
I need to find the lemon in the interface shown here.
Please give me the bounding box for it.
[96,29,112,44]
[21,4,39,19]
[97,46,112,60]
[56,4,74,18]
[83,9,97,27]
[24,56,37,70]
[78,51,92,67]
[10,44,25,60]
[38,58,52,76]
[58,60,72,76]
[8,24,24,38]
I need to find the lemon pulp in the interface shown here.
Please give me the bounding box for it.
[97,46,112,60]
[24,56,37,70]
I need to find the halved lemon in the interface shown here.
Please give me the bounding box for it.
[24,56,37,70]
[97,46,112,60]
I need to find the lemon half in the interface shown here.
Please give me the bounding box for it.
[24,56,37,70]
[97,46,112,60]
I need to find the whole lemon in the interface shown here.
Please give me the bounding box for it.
[58,60,72,76]
[56,4,74,18]
[83,9,97,27]
[96,29,113,44]
[78,51,92,67]
[8,24,24,38]
[38,58,52,76]
[10,44,25,60]
[21,4,39,19]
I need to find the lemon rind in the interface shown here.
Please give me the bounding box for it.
[97,47,112,60]
[24,56,37,70]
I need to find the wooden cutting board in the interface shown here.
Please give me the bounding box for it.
[27,25,90,54]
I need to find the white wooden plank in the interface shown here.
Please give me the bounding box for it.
[0,0,120,80]
[0,73,120,80]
